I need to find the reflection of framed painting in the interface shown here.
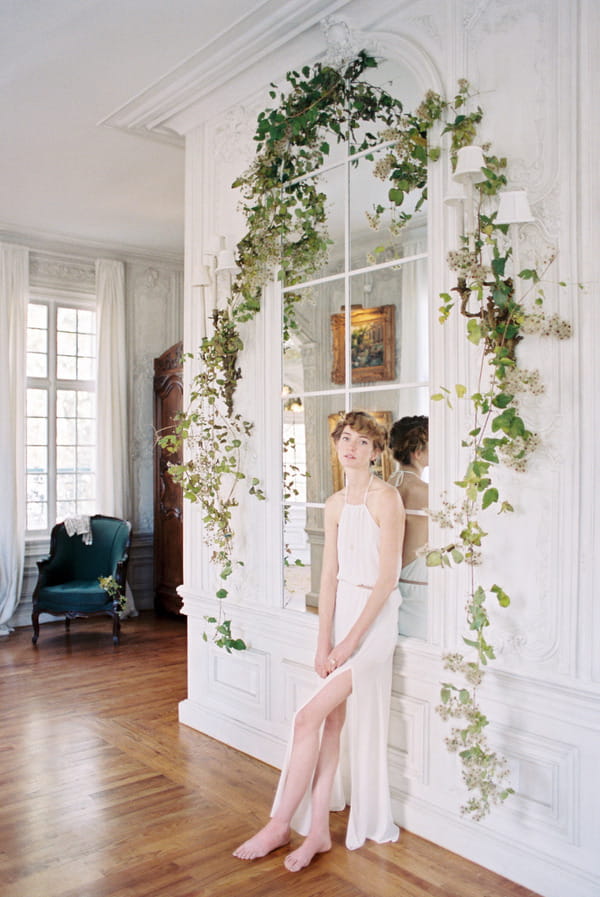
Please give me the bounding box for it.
[328,411,394,493]
[331,304,395,384]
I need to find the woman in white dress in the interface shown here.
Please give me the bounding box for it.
[234,411,404,872]
[389,415,429,639]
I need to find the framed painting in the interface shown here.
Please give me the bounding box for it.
[331,304,395,384]
[328,411,394,493]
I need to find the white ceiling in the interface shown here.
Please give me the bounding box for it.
[0,0,268,260]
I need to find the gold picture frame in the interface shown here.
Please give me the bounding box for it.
[328,411,394,493]
[331,304,395,384]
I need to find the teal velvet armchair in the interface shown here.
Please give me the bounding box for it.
[32,515,132,646]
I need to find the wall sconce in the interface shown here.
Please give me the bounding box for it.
[495,189,534,225]
[453,145,486,183]
[495,189,534,302]
[191,263,211,287]
[452,146,486,251]
[197,234,240,328]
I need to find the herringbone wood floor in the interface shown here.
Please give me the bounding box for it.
[0,612,541,897]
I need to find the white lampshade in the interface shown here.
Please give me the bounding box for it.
[453,145,486,183]
[444,182,467,206]
[191,264,211,287]
[216,249,239,272]
[495,190,534,224]
[204,234,224,255]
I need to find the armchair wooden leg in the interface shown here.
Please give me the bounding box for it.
[32,610,40,645]
[112,613,121,646]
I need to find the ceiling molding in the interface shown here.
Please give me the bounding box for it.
[0,225,184,269]
[99,0,351,139]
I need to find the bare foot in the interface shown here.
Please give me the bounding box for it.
[233,819,291,860]
[284,834,331,872]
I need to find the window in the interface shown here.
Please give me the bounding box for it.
[26,298,96,532]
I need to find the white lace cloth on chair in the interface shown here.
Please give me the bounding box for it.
[63,515,93,545]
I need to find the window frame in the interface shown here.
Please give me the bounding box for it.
[26,289,97,537]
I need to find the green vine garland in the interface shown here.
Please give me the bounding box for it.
[160,52,571,818]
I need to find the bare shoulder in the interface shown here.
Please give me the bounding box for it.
[369,478,404,517]
[324,489,345,523]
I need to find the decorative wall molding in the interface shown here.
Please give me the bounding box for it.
[175,3,600,897]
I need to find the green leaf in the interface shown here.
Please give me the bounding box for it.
[482,487,499,509]
[455,383,467,398]
[491,584,511,607]
[215,588,228,599]
[467,318,483,345]
[426,550,443,567]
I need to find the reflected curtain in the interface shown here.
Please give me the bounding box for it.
[95,259,136,615]
[0,244,28,634]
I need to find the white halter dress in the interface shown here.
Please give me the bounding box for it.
[271,480,401,850]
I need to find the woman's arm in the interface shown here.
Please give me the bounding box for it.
[315,493,341,678]
[330,486,404,666]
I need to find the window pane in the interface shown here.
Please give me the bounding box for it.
[27,328,47,353]
[57,417,76,444]
[57,355,77,379]
[77,391,95,417]
[77,446,94,471]
[57,330,77,356]
[77,309,95,334]
[27,388,47,416]
[27,446,47,472]
[78,333,94,357]
[283,280,347,395]
[78,418,95,446]
[349,147,428,271]
[27,353,48,378]
[27,473,47,502]
[57,446,76,471]
[56,501,76,520]
[78,473,95,500]
[28,303,48,328]
[27,418,48,445]
[27,503,47,530]
[56,389,76,417]
[57,473,76,500]
[77,356,95,380]
[57,307,77,331]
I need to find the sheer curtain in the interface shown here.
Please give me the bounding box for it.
[95,259,136,614]
[0,244,28,634]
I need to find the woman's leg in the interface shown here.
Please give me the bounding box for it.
[284,698,347,872]
[233,669,352,861]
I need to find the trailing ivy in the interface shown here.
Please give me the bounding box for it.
[160,51,572,816]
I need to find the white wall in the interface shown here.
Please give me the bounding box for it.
[128,2,599,895]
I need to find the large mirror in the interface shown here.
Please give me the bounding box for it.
[281,58,430,642]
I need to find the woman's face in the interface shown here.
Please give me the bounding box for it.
[336,426,377,470]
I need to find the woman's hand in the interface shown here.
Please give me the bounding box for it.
[315,645,331,679]
[325,636,356,675]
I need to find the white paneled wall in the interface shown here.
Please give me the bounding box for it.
[126,2,599,895]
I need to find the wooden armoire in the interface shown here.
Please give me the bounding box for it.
[153,342,184,616]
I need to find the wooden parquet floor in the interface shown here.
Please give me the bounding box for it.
[0,612,542,897]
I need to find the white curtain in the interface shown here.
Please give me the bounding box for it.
[95,259,136,615]
[0,244,28,634]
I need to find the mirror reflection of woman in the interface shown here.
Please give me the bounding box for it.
[234,411,404,871]
[389,415,429,640]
